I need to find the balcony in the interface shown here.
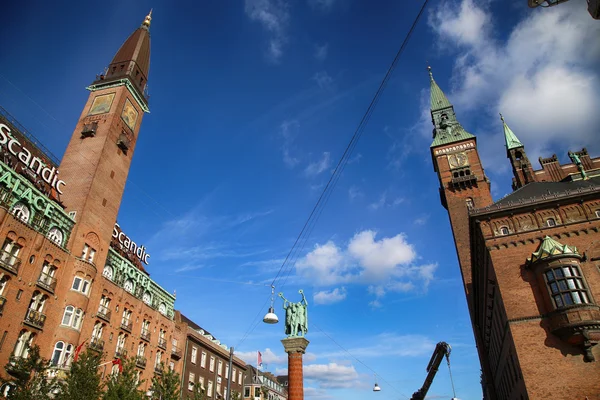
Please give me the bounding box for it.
[89,337,105,352]
[158,338,167,350]
[24,309,46,329]
[96,306,111,323]
[36,272,57,293]
[0,296,6,314]
[0,251,20,275]
[154,365,163,375]
[140,329,151,342]
[135,356,147,369]
[170,346,182,359]
[120,320,132,333]
[115,348,127,359]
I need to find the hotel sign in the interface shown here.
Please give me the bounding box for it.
[0,123,66,194]
[112,223,151,265]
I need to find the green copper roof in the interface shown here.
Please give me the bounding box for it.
[430,124,475,147]
[429,67,452,111]
[527,236,580,264]
[501,114,523,151]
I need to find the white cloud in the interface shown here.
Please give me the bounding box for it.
[245,0,290,62]
[413,214,429,226]
[279,119,300,167]
[323,333,436,359]
[312,71,334,90]
[235,348,287,366]
[368,191,404,210]
[427,0,600,166]
[297,230,436,300]
[348,185,363,201]
[305,152,331,176]
[314,287,347,304]
[314,43,329,61]
[304,363,360,389]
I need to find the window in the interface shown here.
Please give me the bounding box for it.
[71,276,90,295]
[238,371,242,385]
[155,351,162,368]
[13,330,34,359]
[51,341,64,366]
[39,262,57,287]
[47,227,63,245]
[103,265,113,280]
[111,363,120,376]
[99,295,110,313]
[546,218,556,227]
[141,319,150,337]
[208,381,213,397]
[81,244,96,263]
[188,372,195,391]
[254,387,260,398]
[244,387,250,398]
[218,360,223,375]
[1,238,21,267]
[137,342,146,357]
[226,364,230,379]
[217,383,221,396]
[191,346,198,364]
[199,376,205,389]
[466,198,474,210]
[50,342,73,367]
[116,332,127,353]
[201,351,207,368]
[61,306,83,329]
[12,203,30,223]
[499,226,509,235]
[232,368,236,382]
[92,322,103,339]
[595,210,600,218]
[27,291,47,312]
[545,265,591,308]
[209,356,215,372]
[124,279,134,293]
[122,309,132,326]
[0,275,8,296]
[142,291,151,305]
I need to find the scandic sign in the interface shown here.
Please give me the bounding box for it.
[112,223,151,265]
[0,124,67,194]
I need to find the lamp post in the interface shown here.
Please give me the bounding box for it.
[226,346,234,400]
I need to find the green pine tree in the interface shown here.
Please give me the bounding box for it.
[1,345,59,400]
[148,365,180,400]
[103,357,144,400]
[56,349,103,400]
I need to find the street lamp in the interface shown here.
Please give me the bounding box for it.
[263,285,279,324]
[372,374,381,392]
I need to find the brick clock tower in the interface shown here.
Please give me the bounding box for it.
[59,12,151,261]
[427,67,496,397]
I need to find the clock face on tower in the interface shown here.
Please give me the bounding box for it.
[448,152,469,169]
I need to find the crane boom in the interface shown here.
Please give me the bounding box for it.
[410,341,452,400]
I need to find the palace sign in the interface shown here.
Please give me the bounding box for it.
[112,223,151,265]
[0,124,66,194]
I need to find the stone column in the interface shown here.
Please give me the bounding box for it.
[281,337,309,400]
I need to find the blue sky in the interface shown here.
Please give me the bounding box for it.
[1,1,599,399]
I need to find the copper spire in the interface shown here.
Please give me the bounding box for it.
[142,9,152,28]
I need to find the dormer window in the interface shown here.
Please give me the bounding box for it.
[595,210,600,218]
[545,265,590,308]
[499,226,509,236]
[547,218,556,227]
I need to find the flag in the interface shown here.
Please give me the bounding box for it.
[257,351,263,368]
[112,358,123,372]
[73,340,87,362]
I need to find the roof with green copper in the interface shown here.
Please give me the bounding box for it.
[527,236,580,265]
[501,114,524,151]
[430,124,475,147]
[429,67,452,111]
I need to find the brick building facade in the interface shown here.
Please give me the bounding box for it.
[428,67,600,399]
[0,12,246,397]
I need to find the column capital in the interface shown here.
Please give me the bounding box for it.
[281,337,310,354]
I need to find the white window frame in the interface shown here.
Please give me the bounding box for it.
[12,203,30,223]
[188,372,195,391]
[102,265,114,280]
[191,346,198,364]
[209,356,215,372]
[201,351,207,368]
[47,227,63,245]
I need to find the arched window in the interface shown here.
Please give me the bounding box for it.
[0,275,9,296]
[12,203,30,223]
[499,226,509,236]
[103,265,114,280]
[158,303,166,315]
[28,291,47,312]
[62,306,74,326]
[51,341,65,366]
[142,291,151,305]
[1,382,16,397]
[124,279,134,293]
[13,330,34,359]
[466,198,474,210]
[137,342,146,357]
[547,218,556,227]
[64,344,74,368]
[47,227,63,245]
[92,322,103,339]
[61,306,83,329]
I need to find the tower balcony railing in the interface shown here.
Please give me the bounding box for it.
[140,329,151,342]
[120,320,132,333]
[135,356,147,369]
[157,338,167,350]
[36,272,57,293]
[0,251,21,275]
[96,306,111,322]
[89,337,105,352]
[24,309,46,329]
[0,296,6,314]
